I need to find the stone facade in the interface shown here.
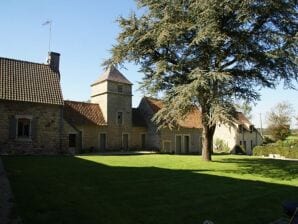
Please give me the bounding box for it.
[160,128,202,154]
[0,53,262,155]
[137,97,202,154]
[214,123,263,155]
[0,100,65,154]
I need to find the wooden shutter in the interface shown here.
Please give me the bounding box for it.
[31,117,38,140]
[9,117,17,139]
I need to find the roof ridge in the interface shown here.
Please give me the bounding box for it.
[0,56,49,67]
[144,96,162,101]
[64,100,99,105]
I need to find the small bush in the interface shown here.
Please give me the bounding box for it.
[233,145,246,155]
[263,136,275,144]
[214,138,230,153]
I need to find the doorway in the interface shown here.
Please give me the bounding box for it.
[184,135,190,153]
[175,135,182,154]
[99,133,107,151]
[122,133,129,151]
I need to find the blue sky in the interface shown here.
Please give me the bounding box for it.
[0,0,297,128]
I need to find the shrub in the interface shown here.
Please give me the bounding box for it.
[214,138,230,153]
[253,143,298,159]
[268,124,291,141]
[263,135,275,144]
[233,145,246,155]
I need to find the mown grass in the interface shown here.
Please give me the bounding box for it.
[2,155,298,224]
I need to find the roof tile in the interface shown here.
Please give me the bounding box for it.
[0,57,63,105]
[91,65,132,86]
[64,100,106,126]
[144,97,202,129]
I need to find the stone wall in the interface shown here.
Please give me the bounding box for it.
[160,128,202,154]
[131,126,148,150]
[213,124,263,155]
[138,99,160,150]
[0,100,66,155]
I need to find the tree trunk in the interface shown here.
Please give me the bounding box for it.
[202,124,216,161]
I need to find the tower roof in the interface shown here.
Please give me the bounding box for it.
[91,65,132,86]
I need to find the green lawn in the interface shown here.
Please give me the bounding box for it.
[2,155,298,224]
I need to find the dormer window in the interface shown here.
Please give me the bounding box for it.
[238,124,243,133]
[117,85,123,93]
[249,125,254,133]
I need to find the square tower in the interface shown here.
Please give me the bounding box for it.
[90,65,132,128]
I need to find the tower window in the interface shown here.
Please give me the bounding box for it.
[117,112,123,125]
[117,85,123,93]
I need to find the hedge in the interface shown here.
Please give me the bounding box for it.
[253,143,298,159]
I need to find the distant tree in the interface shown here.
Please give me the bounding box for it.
[267,102,295,140]
[235,101,253,121]
[106,0,298,161]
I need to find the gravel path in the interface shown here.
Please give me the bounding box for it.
[0,158,22,224]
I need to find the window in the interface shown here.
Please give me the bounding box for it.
[17,118,31,138]
[117,85,123,93]
[117,112,123,125]
[69,134,77,147]
[249,125,253,133]
[239,125,243,133]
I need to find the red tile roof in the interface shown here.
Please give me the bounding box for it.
[235,112,252,126]
[91,65,132,86]
[0,57,63,105]
[144,97,202,129]
[144,97,253,129]
[64,101,106,126]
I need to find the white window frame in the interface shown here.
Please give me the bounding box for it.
[15,115,33,140]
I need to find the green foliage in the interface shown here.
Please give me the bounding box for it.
[263,135,275,144]
[233,145,246,155]
[266,102,295,141]
[106,0,298,160]
[253,139,298,159]
[235,101,253,121]
[214,138,230,153]
[268,124,291,141]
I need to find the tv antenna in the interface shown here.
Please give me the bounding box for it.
[42,20,52,52]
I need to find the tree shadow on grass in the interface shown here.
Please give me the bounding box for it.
[215,157,298,180]
[2,156,298,224]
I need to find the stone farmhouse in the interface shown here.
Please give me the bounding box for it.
[0,52,262,155]
[214,113,263,155]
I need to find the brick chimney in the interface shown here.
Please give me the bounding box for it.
[47,52,60,72]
